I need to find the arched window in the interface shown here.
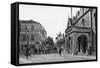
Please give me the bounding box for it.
[78,11,80,16]
[82,18,85,26]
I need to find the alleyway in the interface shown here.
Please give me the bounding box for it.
[19,53,96,64]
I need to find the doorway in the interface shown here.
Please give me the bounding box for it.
[77,35,88,54]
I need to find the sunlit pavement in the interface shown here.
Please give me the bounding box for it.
[19,53,96,64]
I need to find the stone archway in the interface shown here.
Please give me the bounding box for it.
[77,35,88,54]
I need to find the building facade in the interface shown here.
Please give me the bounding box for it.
[65,8,96,55]
[19,20,47,55]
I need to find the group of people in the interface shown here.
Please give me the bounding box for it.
[25,47,63,58]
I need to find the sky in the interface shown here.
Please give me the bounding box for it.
[19,4,80,42]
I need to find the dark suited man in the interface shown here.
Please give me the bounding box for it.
[59,48,62,56]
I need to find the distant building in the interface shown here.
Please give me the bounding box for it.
[65,8,96,55]
[19,20,47,54]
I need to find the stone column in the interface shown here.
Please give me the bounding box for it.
[72,36,76,55]
[72,33,77,55]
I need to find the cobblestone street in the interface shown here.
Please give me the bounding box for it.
[19,53,96,64]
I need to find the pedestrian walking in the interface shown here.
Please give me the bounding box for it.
[25,47,30,58]
[59,48,62,56]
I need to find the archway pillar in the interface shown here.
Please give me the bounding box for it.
[71,34,77,55]
[87,34,91,55]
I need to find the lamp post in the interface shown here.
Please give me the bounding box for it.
[25,30,30,58]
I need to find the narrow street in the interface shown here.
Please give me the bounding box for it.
[19,53,96,64]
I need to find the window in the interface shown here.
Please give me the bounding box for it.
[94,12,96,19]
[73,16,76,20]
[94,12,96,27]
[21,25,27,32]
[82,18,85,26]
[31,25,34,31]
[36,42,39,44]
[20,34,26,42]
[83,8,84,14]
[78,11,80,16]
[31,35,34,41]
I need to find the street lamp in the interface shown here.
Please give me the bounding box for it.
[25,30,30,58]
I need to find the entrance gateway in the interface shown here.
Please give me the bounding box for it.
[77,35,88,55]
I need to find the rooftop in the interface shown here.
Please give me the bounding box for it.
[19,20,40,24]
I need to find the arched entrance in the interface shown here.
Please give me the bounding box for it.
[77,35,88,54]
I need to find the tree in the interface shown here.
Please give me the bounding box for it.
[55,32,65,48]
[41,36,55,53]
[46,36,54,46]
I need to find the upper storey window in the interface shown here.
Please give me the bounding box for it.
[31,25,34,31]
[21,25,27,32]
[81,18,85,26]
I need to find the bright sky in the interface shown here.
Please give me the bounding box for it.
[19,4,80,42]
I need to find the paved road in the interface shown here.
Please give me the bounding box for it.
[19,53,96,64]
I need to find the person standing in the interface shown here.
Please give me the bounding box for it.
[59,48,62,56]
[25,47,30,58]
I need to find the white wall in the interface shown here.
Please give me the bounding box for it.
[0,0,99,68]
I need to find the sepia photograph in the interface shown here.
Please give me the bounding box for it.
[18,3,97,64]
